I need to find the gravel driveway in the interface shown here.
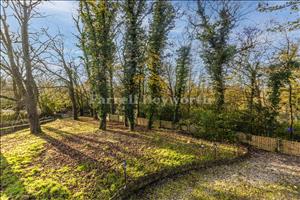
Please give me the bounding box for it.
[129,149,300,200]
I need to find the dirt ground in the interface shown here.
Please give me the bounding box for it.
[130,149,300,200]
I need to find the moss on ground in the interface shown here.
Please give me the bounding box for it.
[1,117,240,199]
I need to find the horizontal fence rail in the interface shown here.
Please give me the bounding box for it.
[0,117,55,135]
[108,114,300,157]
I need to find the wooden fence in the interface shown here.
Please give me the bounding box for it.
[0,117,55,135]
[237,132,300,156]
[108,114,300,157]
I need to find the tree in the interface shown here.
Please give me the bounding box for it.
[280,42,299,139]
[42,33,80,120]
[74,15,96,118]
[258,1,300,31]
[0,0,50,134]
[268,39,299,138]
[147,0,175,129]
[79,0,117,130]
[236,27,267,134]
[122,0,146,130]
[173,45,191,123]
[194,0,240,111]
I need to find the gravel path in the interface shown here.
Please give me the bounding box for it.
[129,150,300,200]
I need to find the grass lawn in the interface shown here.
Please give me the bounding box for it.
[1,117,241,200]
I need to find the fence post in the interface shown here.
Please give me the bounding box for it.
[276,138,282,153]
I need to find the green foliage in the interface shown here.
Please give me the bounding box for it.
[173,45,191,123]
[196,2,238,110]
[267,44,300,135]
[158,104,174,121]
[79,0,118,129]
[147,0,175,128]
[190,108,237,142]
[39,88,71,116]
[294,121,300,140]
[0,110,27,123]
[122,0,147,130]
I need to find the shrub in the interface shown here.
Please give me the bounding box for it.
[190,108,237,142]
[158,104,174,121]
[0,110,27,123]
[39,89,71,117]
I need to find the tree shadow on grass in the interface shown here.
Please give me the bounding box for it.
[105,122,214,157]
[0,153,28,199]
[42,123,215,179]
[36,131,104,171]
[42,126,143,165]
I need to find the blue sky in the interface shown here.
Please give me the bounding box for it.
[27,1,299,49]
[4,1,300,80]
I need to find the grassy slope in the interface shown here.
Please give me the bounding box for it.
[1,117,240,200]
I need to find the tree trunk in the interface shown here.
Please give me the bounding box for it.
[137,81,141,117]
[173,102,180,124]
[288,82,294,139]
[98,74,109,130]
[12,79,22,117]
[215,76,225,111]
[249,71,256,134]
[21,5,41,134]
[80,108,84,116]
[26,97,41,134]
[99,114,107,130]
[79,95,84,116]
[93,108,98,120]
[127,95,135,131]
[68,85,78,120]
[124,109,129,127]
[109,68,116,114]
[147,111,154,130]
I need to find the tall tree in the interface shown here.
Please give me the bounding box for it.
[0,0,50,134]
[79,0,117,130]
[194,0,240,111]
[173,45,191,123]
[74,15,97,119]
[122,0,146,130]
[268,39,299,138]
[236,27,267,134]
[147,0,175,129]
[268,45,299,137]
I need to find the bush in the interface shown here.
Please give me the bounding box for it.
[138,103,175,122]
[190,108,237,142]
[39,89,71,117]
[294,121,300,141]
[0,110,27,123]
[158,104,174,121]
